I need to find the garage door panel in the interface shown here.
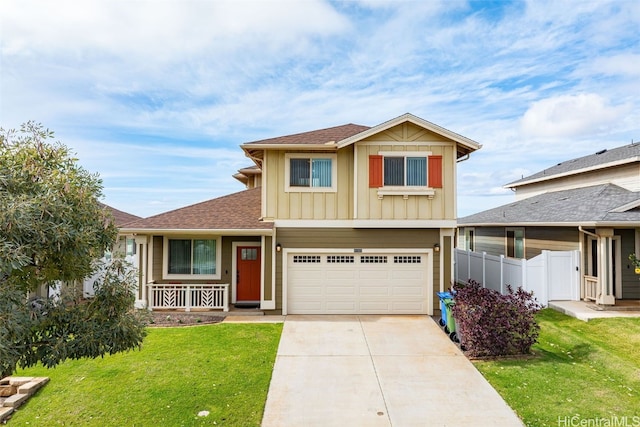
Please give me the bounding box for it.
[359,285,392,296]
[326,285,356,296]
[392,270,424,280]
[326,301,357,311]
[287,251,430,315]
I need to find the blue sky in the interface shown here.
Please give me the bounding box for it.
[2,0,639,218]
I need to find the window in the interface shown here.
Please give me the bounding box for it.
[369,153,442,190]
[164,237,220,278]
[506,228,524,258]
[464,228,475,252]
[126,238,136,256]
[285,154,336,192]
[383,156,427,186]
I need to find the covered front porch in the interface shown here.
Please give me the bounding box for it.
[579,226,640,306]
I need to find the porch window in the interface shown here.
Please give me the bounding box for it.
[165,237,220,279]
[506,228,525,259]
[285,154,336,192]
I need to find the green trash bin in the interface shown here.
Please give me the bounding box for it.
[444,298,456,335]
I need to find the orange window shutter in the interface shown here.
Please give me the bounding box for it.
[369,155,383,188]
[428,155,443,188]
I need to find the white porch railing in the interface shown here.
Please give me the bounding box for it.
[583,275,598,301]
[147,283,229,312]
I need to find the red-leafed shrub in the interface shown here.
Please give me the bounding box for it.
[452,279,542,357]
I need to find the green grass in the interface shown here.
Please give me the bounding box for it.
[10,323,282,426]
[475,309,640,427]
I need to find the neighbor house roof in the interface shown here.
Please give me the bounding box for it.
[506,142,640,189]
[121,187,272,232]
[100,203,141,227]
[459,184,640,226]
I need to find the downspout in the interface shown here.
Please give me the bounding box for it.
[578,226,598,239]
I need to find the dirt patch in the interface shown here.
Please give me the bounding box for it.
[147,311,224,327]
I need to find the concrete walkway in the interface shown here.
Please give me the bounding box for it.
[549,300,640,321]
[262,315,523,427]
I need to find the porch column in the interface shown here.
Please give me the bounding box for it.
[596,228,615,305]
[134,235,149,309]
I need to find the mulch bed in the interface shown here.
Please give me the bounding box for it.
[147,311,225,327]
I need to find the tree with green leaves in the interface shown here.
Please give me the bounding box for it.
[1,122,147,378]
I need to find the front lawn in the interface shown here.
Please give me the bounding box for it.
[475,309,640,427]
[9,323,282,426]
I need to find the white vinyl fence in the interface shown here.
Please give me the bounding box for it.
[454,249,580,306]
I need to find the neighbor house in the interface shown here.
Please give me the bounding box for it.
[458,142,640,306]
[121,113,481,314]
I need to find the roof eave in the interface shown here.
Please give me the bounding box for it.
[459,220,639,228]
[120,228,274,236]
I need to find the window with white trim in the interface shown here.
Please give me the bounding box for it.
[506,228,524,259]
[369,152,442,198]
[384,156,427,186]
[164,237,221,279]
[285,153,337,192]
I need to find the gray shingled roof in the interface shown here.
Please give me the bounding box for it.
[506,142,640,187]
[459,184,640,225]
[122,187,272,231]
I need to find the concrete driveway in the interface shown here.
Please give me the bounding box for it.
[262,315,523,427]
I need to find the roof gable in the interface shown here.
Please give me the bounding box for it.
[337,113,481,158]
[122,187,272,231]
[507,142,640,188]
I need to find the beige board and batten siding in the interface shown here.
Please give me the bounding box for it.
[355,124,457,221]
[274,228,441,312]
[263,147,354,221]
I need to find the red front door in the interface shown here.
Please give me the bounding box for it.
[237,246,261,302]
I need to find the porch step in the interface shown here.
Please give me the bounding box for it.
[587,303,640,312]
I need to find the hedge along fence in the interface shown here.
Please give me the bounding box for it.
[452,280,542,357]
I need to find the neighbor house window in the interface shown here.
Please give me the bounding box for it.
[285,154,337,192]
[506,228,525,258]
[164,237,220,278]
[464,228,475,252]
[369,153,442,189]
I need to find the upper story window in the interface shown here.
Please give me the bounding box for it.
[285,153,337,192]
[384,156,427,186]
[369,152,442,198]
[164,237,221,279]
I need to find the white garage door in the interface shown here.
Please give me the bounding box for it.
[286,251,431,314]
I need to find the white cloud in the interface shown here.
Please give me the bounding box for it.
[520,94,629,138]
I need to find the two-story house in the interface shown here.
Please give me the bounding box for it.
[458,143,640,306]
[122,113,481,315]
